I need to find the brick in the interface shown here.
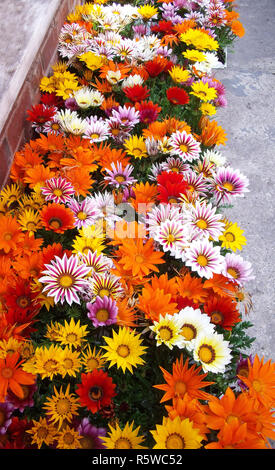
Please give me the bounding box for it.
[6,82,32,155]
[0,138,12,189]
[40,25,59,72]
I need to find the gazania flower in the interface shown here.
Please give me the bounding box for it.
[23,344,62,380]
[193,332,232,374]
[155,219,188,253]
[27,103,56,126]
[104,162,136,189]
[43,384,80,429]
[203,295,241,330]
[27,417,58,449]
[17,208,42,235]
[210,166,249,204]
[76,369,116,413]
[205,419,267,449]
[39,253,91,305]
[102,327,147,374]
[169,130,201,162]
[0,214,24,253]
[157,172,189,204]
[88,273,124,301]
[199,117,227,147]
[222,253,254,286]
[238,355,275,409]
[187,201,224,241]
[41,177,75,204]
[0,352,36,402]
[219,221,247,252]
[138,285,179,323]
[169,65,190,84]
[176,272,208,304]
[87,296,118,327]
[80,345,106,374]
[190,81,217,102]
[67,197,101,229]
[175,307,215,352]
[166,87,189,106]
[123,84,150,102]
[149,313,185,350]
[124,135,148,159]
[54,318,88,348]
[185,239,224,279]
[135,100,161,124]
[100,421,146,449]
[151,416,203,449]
[56,424,81,449]
[57,347,82,378]
[40,203,75,233]
[138,4,158,20]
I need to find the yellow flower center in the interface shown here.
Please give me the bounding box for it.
[135,254,144,264]
[63,358,74,370]
[179,144,188,153]
[3,233,12,241]
[225,232,235,242]
[26,222,37,231]
[133,148,143,157]
[65,88,73,95]
[115,438,132,449]
[252,379,263,393]
[166,433,185,449]
[197,254,208,267]
[53,189,63,197]
[227,267,239,279]
[226,414,237,424]
[52,123,60,131]
[117,344,130,358]
[158,326,173,341]
[210,311,223,325]
[168,197,178,204]
[58,274,74,288]
[223,182,234,191]
[55,398,71,415]
[1,367,14,379]
[99,288,110,298]
[86,357,100,371]
[96,308,109,322]
[66,333,78,344]
[77,211,87,220]
[89,386,103,401]
[174,380,187,397]
[181,324,196,341]
[198,344,216,364]
[44,359,58,372]
[196,219,208,230]
[91,133,100,139]
[115,175,126,183]
[37,426,48,439]
[167,234,176,243]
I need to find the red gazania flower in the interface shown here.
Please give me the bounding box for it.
[151,20,174,35]
[157,171,189,204]
[144,56,169,77]
[135,100,161,124]
[166,87,190,106]
[4,279,38,315]
[123,85,150,103]
[40,203,75,233]
[75,369,116,413]
[42,242,72,266]
[203,295,241,330]
[174,295,200,311]
[27,104,56,125]
[40,92,63,108]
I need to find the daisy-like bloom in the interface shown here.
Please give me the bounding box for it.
[149,313,185,350]
[210,166,249,204]
[180,28,219,51]
[238,355,275,409]
[17,208,42,235]
[124,135,148,159]
[104,162,136,189]
[138,4,158,20]
[187,201,224,241]
[41,177,75,204]
[147,203,182,238]
[0,352,36,402]
[200,102,216,116]
[161,157,189,174]
[110,105,140,129]
[100,421,146,450]
[80,250,114,276]
[121,73,144,89]
[222,253,254,286]
[27,417,58,449]
[155,219,188,253]
[67,197,101,229]
[204,295,241,331]
[151,416,203,449]
[40,203,75,233]
[219,221,247,252]
[43,384,80,429]
[87,296,118,327]
[205,419,267,450]
[76,369,116,414]
[166,87,190,106]
[185,238,224,279]
[22,344,63,380]
[180,170,209,198]
[56,424,81,449]
[73,87,104,109]
[83,117,111,143]
[80,345,106,374]
[169,65,191,84]
[169,130,201,162]
[182,49,206,62]
[138,284,179,323]
[39,253,91,305]
[102,327,147,374]
[157,171,189,204]
[175,307,215,352]
[58,346,82,378]
[88,272,124,301]
[190,80,217,102]
[55,318,88,349]
[78,418,106,450]
[193,331,232,374]
[0,214,24,253]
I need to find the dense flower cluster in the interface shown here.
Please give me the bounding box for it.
[0,0,274,450]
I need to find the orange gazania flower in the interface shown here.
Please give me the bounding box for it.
[205,419,267,449]
[238,355,275,409]
[9,145,43,183]
[231,20,245,37]
[99,147,131,173]
[64,168,94,197]
[99,60,131,82]
[130,182,159,213]
[60,147,98,174]
[203,272,238,299]
[23,165,56,189]
[154,355,214,403]
[173,19,197,35]
[116,237,165,279]
[0,215,24,254]
[35,133,66,155]
[115,298,139,329]
[197,117,227,147]
[0,256,15,296]
[138,285,178,323]
[0,351,36,402]
[151,273,179,299]
[40,203,75,233]
[165,396,210,440]
[142,121,168,140]
[176,272,208,304]
[13,252,44,280]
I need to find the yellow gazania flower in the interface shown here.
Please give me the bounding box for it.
[149,314,184,350]
[72,229,106,255]
[59,346,82,378]
[27,417,58,449]
[137,5,158,20]
[190,80,217,102]
[180,29,219,51]
[54,318,89,349]
[169,66,190,84]
[0,183,22,207]
[43,384,80,429]
[55,79,81,100]
[44,321,62,342]
[40,76,56,93]
[17,208,43,235]
[151,416,203,449]
[219,221,247,252]
[78,51,105,71]
[56,425,82,449]
[124,135,148,159]
[0,338,23,359]
[200,102,216,116]
[23,344,63,380]
[81,345,106,373]
[102,327,147,374]
[182,49,207,62]
[100,421,147,449]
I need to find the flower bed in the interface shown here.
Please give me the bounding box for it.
[0,0,274,451]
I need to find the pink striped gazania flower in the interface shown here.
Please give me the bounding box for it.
[83,117,111,143]
[210,166,249,204]
[161,157,189,174]
[79,250,114,275]
[41,177,75,204]
[87,295,118,327]
[181,170,209,198]
[147,203,183,238]
[67,197,101,229]
[39,253,91,305]
[222,253,254,286]
[104,162,137,189]
[168,130,201,162]
[155,219,188,253]
[185,238,224,279]
[187,201,225,241]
